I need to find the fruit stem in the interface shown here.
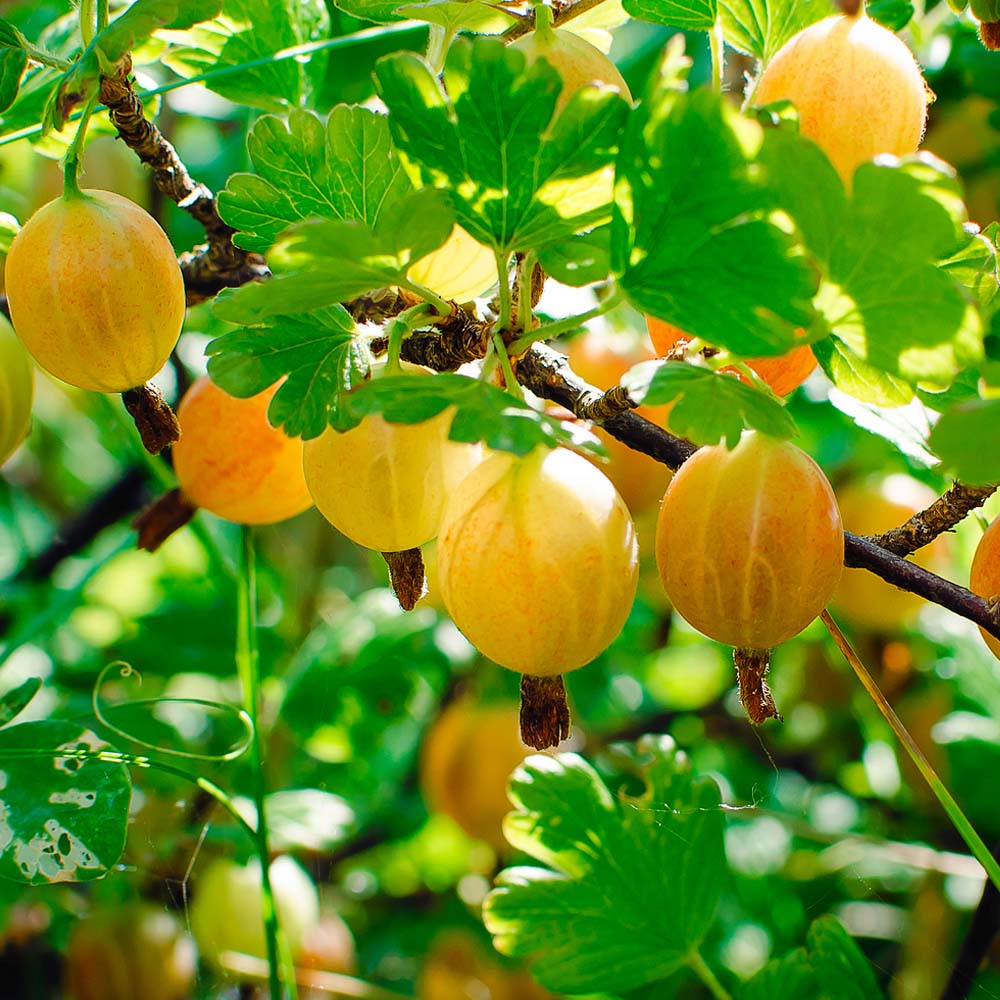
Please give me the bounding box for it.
[515,250,537,337]
[532,1,556,41]
[236,527,294,1000]
[62,93,99,198]
[688,949,733,1000]
[425,23,449,73]
[709,18,725,94]
[97,0,109,32]
[79,0,96,46]
[384,302,435,375]
[493,249,514,331]
[822,609,1000,896]
[508,286,623,355]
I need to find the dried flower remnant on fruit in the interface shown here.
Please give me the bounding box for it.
[520,674,571,750]
[383,548,427,611]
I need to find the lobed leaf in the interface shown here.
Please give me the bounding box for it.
[218,106,415,253]
[929,397,1000,484]
[375,37,630,254]
[483,737,726,995]
[621,0,717,32]
[720,0,832,62]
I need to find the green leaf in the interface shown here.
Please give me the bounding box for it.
[761,132,986,386]
[867,0,914,31]
[161,0,330,112]
[621,0,717,32]
[720,0,832,62]
[811,337,914,407]
[332,0,407,23]
[0,721,131,884]
[0,678,40,728]
[228,187,454,311]
[375,38,630,253]
[206,301,365,440]
[939,221,1000,312]
[0,17,25,50]
[613,86,817,358]
[218,106,415,254]
[0,48,25,114]
[742,916,883,1000]
[929,397,1000,484]
[483,737,726,995]
[165,0,225,29]
[342,373,606,455]
[622,360,798,446]
[536,227,612,287]
[397,0,515,33]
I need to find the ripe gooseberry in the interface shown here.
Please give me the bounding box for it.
[969,515,1000,661]
[302,361,481,553]
[832,475,950,632]
[65,904,196,1000]
[437,446,638,745]
[646,316,818,397]
[5,189,185,393]
[189,856,321,975]
[420,696,530,851]
[753,13,929,186]
[0,314,33,465]
[656,431,843,722]
[407,225,498,303]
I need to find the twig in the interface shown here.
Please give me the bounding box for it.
[97,58,269,304]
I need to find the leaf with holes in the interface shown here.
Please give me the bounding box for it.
[0,721,131,885]
[483,737,725,995]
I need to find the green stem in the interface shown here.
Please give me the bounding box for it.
[384,302,435,374]
[236,527,289,1000]
[396,278,452,319]
[79,0,96,46]
[425,23,449,73]
[822,610,1000,894]
[494,251,513,333]
[688,949,733,1000]
[22,43,71,70]
[96,0,109,32]
[516,251,536,337]
[710,18,725,94]
[62,93,99,197]
[508,286,623,355]
[491,328,524,401]
[533,1,556,38]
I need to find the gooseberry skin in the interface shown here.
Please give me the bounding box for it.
[970,516,1000,661]
[5,190,185,393]
[656,432,843,650]
[437,446,639,676]
[302,363,481,552]
[0,315,33,465]
[407,225,497,302]
[753,14,928,185]
[646,315,817,397]
[420,697,527,850]
[172,376,313,525]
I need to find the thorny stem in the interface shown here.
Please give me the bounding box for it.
[822,610,1000,896]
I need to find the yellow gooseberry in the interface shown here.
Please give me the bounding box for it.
[437,446,639,676]
[302,362,481,552]
[407,225,497,303]
[0,314,33,465]
[753,13,929,185]
[970,515,1000,661]
[5,190,185,393]
[172,376,313,525]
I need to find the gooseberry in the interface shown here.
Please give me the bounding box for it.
[172,376,313,525]
[753,13,928,185]
[437,446,638,676]
[832,475,950,632]
[189,855,321,975]
[302,361,481,552]
[0,314,33,465]
[5,189,185,393]
[420,696,529,850]
[64,903,196,1000]
[407,225,498,302]
[656,431,843,721]
[646,315,817,397]
[970,515,1000,661]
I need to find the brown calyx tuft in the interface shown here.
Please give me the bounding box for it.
[519,674,571,749]
[836,0,863,16]
[979,20,1000,50]
[382,548,427,611]
[133,488,197,552]
[734,647,782,725]
[122,384,181,455]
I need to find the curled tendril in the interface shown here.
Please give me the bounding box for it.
[92,660,254,763]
